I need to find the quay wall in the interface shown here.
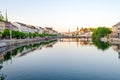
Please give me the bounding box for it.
[0,37,57,48]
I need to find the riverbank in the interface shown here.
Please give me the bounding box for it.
[0,37,57,48]
[101,38,120,44]
[108,38,120,44]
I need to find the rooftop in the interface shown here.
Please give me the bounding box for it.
[113,22,120,27]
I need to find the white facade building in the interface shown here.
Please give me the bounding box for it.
[39,27,44,34]
[28,25,39,33]
[12,22,58,35]
[12,22,32,33]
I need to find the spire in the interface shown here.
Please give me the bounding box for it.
[5,9,8,22]
[68,28,70,33]
[77,26,79,31]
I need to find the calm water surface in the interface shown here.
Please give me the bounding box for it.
[0,38,120,80]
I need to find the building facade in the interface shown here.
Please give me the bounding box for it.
[39,27,44,34]
[0,22,5,32]
[110,22,120,38]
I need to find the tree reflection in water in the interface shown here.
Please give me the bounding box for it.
[0,40,57,80]
[0,73,6,80]
[60,38,110,51]
[92,38,110,51]
[2,40,57,61]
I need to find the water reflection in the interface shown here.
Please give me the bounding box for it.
[60,38,110,50]
[0,40,57,80]
[59,38,92,46]
[111,44,120,59]
[0,65,6,80]
[92,39,110,51]
[60,38,120,59]
[1,41,57,62]
[1,38,120,80]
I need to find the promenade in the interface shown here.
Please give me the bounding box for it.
[0,37,57,48]
[101,38,120,44]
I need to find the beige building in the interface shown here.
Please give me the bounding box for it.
[44,27,53,34]
[110,22,120,38]
[44,27,58,35]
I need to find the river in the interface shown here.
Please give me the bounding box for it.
[0,38,120,80]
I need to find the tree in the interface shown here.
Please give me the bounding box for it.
[0,11,5,22]
[29,32,33,38]
[2,29,10,39]
[0,32,2,38]
[92,27,111,51]
[12,30,17,38]
[92,27,111,39]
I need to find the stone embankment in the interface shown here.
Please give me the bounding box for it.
[0,37,57,48]
[108,38,120,44]
[101,38,120,44]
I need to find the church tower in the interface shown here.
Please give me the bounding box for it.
[76,26,79,35]
[68,28,70,33]
[77,26,79,31]
[5,9,8,22]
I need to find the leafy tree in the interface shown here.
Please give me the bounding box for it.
[12,30,17,38]
[0,12,5,22]
[0,32,2,38]
[92,27,111,51]
[2,29,10,38]
[2,29,57,39]
[92,27,111,39]
[89,27,96,32]
[29,32,33,38]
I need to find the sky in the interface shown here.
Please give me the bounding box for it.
[0,0,120,32]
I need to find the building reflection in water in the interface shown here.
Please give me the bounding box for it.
[59,38,92,46]
[60,38,120,59]
[0,40,57,62]
[45,42,56,48]
[111,44,120,59]
[1,38,120,79]
[76,38,92,46]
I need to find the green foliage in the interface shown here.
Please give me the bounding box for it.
[2,29,10,38]
[92,27,111,39]
[3,40,56,61]
[80,27,96,32]
[2,29,57,39]
[0,12,5,22]
[89,27,96,32]
[92,27,111,51]
[0,31,2,37]
[4,52,11,61]
[12,30,16,38]
[92,38,110,51]
[29,32,33,38]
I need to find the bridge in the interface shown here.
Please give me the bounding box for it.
[59,35,92,38]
